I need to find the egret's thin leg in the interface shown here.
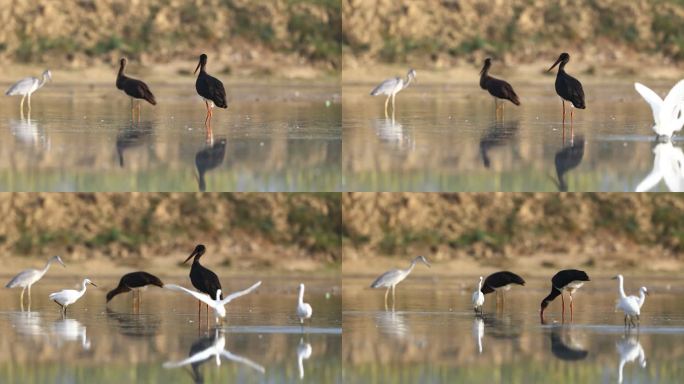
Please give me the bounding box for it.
[20,287,25,308]
[28,285,32,308]
[391,93,396,114]
[20,95,26,114]
[27,93,32,113]
[384,96,390,117]
[384,287,389,310]
[391,284,396,308]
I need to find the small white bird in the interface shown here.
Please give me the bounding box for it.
[472,276,485,314]
[370,69,417,116]
[634,80,684,139]
[296,283,313,326]
[164,281,261,324]
[6,255,66,308]
[5,69,52,113]
[613,275,643,328]
[49,278,97,316]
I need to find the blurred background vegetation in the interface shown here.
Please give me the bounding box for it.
[343,193,684,273]
[0,193,340,272]
[0,0,340,79]
[343,0,684,76]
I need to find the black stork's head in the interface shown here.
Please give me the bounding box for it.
[480,58,492,75]
[540,298,550,323]
[547,52,570,72]
[194,54,208,75]
[184,244,206,264]
[119,57,127,70]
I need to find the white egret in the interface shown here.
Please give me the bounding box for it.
[613,275,643,328]
[6,255,65,309]
[48,278,97,316]
[5,69,52,113]
[164,329,264,373]
[164,281,261,324]
[296,338,312,379]
[296,283,313,326]
[472,276,485,314]
[370,255,431,310]
[634,80,684,139]
[370,69,416,116]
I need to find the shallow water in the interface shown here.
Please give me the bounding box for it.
[343,83,684,192]
[0,276,341,383]
[0,84,341,192]
[343,275,684,383]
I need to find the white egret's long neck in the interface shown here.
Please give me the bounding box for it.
[403,75,413,89]
[617,276,626,298]
[405,260,417,276]
[80,280,89,295]
[639,290,646,306]
[39,74,49,89]
[477,278,483,291]
[298,286,305,304]
[41,258,54,276]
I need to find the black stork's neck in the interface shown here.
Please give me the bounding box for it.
[479,61,491,89]
[116,60,127,88]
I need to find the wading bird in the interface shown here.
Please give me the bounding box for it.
[370,69,416,117]
[164,281,261,324]
[479,58,520,118]
[106,271,164,307]
[116,58,156,120]
[184,244,222,319]
[194,54,227,129]
[481,271,526,307]
[5,69,52,113]
[296,283,313,326]
[540,269,590,323]
[6,255,65,309]
[614,275,647,328]
[548,53,585,127]
[634,81,684,139]
[49,278,97,316]
[370,255,430,310]
[472,276,485,314]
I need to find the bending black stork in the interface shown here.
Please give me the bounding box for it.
[480,58,520,119]
[481,271,525,308]
[540,269,590,323]
[553,136,585,191]
[195,138,227,192]
[106,271,164,308]
[184,244,223,319]
[548,53,585,128]
[116,58,156,121]
[194,54,227,130]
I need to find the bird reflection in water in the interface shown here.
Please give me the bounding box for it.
[373,117,413,151]
[9,111,49,150]
[636,141,684,192]
[616,334,646,383]
[553,136,584,191]
[105,307,161,338]
[479,121,519,168]
[374,311,410,341]
[10,311,44,338]
[296,337,312,379]
[164,328,265,383]
[116,121,153,168]
[50,318,90,350]
[195,136,227,192]
[472,316,484,354]
[548,325,588,361]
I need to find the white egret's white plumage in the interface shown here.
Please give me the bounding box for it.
[296,338,312,379]
[48,278,97,315]
[370,69,416,116]
[5,70,52,113]
[614,275,643,328]
[472,276,485,314]
[296,283,313,324]
[164,329,264,373]
[635,142,684,192]
[616,336,646,383]
[370,255,431,310]
[164,281,261,324]
[6,255,65,308]
[634,80,684,138]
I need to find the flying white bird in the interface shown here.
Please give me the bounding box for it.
[634,80,684,138]
[296,283,313,325]
[48,278,97,315]
[5,70,52,113]
[635,142,684,192]
[164,281,261,324]
[472,276,485,314]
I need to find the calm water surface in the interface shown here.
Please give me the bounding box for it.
[343,275,684,383]
[343,83,683,192]
[0,84,341,192]
[0,276,341,383]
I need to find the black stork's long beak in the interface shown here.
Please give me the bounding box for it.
[184,248,198,264]
[194,61,201,75]
[547,57,563,72]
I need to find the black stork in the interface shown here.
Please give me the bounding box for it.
[184,244,223,319]
[116,58,156,121]
[106,271,164,308]
[480,58,520,119]
[480,271,526,308]
[194,54,228,130]
[195,138,227,192]
[548,53,585,128]
[553,136,585,191]
[540,269,590,323]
